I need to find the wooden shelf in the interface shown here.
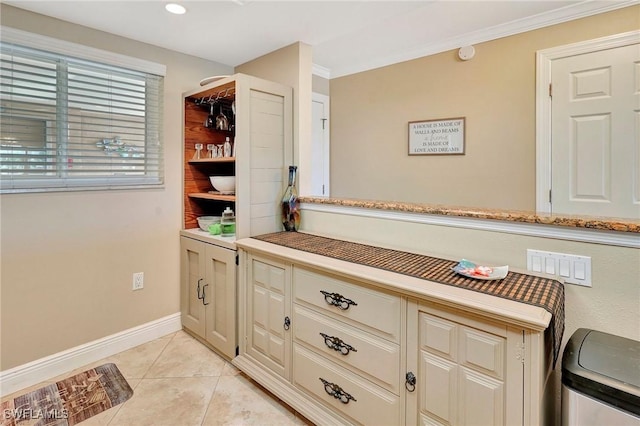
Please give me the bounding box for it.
[188,157,236,164]
[188,192,236,202]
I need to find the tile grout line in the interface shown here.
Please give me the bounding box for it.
[105,331,178,425]
[103,378,144,426]
[139,331,179,380]
[118,331,224,425]
[198,375,222,426]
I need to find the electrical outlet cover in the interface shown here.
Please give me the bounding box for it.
[133,272,144,290]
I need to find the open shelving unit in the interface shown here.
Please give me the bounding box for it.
[179,73,293,364]
[181,73,293,239]
[183,80,236,230]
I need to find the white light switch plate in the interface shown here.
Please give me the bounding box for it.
[527,249,592,287]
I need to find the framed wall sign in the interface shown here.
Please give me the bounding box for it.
[408,117,465,155]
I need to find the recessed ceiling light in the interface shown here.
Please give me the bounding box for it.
[165,3,186,14]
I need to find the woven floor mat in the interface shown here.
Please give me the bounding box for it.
[1,363,132,425]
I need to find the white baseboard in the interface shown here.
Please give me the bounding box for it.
[0,312,182,397]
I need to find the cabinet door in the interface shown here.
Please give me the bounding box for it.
[246,255,291,379]
[413,309,509,426]
[203,244,237,359]
[234,77,293,239]
[180,237,206,336]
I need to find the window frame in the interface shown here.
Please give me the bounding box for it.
[0,26,167,194]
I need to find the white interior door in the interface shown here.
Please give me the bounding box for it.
[551,42,640,219]
[311,93,330,196]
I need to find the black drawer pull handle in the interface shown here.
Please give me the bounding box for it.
[319,377,356,404]
[283,316,291,331]
[405,372,416,392]
[197,278,204,301]
[320,290,357,310]
[320,332,357,355]
[201,284,209,305]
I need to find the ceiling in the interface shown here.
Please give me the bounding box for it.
[3,0,636,78]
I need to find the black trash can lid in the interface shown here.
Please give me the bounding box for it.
[562,328,640,416]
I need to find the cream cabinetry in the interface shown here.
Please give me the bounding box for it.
[237,250,404,426]
[292,304,401,394]
[293,266,402,342]
[180,234,237,359]
[291,266,403,425]
[180,74,293,357]
[245,253,291,380]
[234,238,555,426]
[406,302,526,425]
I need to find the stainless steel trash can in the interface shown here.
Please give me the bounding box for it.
[562,328,640,425]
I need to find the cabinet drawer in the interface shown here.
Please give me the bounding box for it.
[293,304,400,394]
[293,344,401,426]
[293,266,401,342]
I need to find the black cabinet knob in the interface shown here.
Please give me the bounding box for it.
[405,372,416,392]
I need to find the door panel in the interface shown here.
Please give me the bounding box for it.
[180,237,206,336]
[551,43,640,218]
[204,244,236,359]
[571,114,610,200]
[420,313,457,361]
[458,368,504,426]
[420,351,457,425]
[246,256,291,379]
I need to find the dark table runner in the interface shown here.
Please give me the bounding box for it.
[253,231,565,366]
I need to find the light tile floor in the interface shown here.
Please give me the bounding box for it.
[2,331,313,425]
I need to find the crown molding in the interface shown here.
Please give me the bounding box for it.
[329,0,638,78]
[312,63,331,79]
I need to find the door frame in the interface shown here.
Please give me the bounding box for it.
[312,92,330,196]
[535,30,639,214]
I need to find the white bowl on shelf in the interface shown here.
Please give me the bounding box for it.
[197,216,221,231]
[209,176,235,194]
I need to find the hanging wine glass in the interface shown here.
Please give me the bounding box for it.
[215,104,228,131]
[206,102,216,129]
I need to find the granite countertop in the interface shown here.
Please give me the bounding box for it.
[299,196,640,233]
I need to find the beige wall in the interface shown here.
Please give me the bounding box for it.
[329,5,640,211]
[312,74,330,96]
[236,43,314,195]
[0,5,232,370]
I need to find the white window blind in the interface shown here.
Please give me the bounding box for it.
[0,29,164,193]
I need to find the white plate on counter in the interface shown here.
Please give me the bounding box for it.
[452,259,508,281]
